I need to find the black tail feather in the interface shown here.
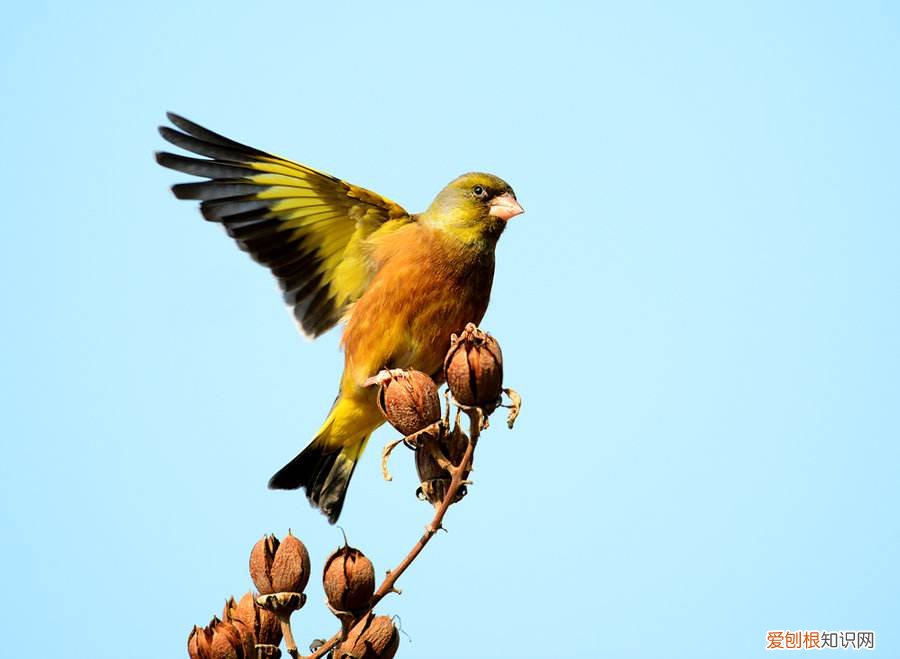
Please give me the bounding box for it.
[269,439,358,524]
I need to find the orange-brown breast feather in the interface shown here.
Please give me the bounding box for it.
[340,223,495,394]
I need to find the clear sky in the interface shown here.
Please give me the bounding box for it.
[2,2,898,658]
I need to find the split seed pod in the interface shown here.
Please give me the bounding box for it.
[188,617,248,659]
[249,532,311,595]
[188,623,213,659]
[323,545,376,614]
[416,424,470,506]
[224,592,282,648]
[221,597,254,657]
[377,370,441,436]
[334,613,400,659]
[444,323,503,409]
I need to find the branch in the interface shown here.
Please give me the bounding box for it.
[301,407,483,659]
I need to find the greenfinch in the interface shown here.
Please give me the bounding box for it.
[157,113,522,522]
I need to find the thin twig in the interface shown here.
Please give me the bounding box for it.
[303,629,341,659]
[278,612,299,659]
[301,407,484,659]
[375,408,481,588]
[425,433,454,472]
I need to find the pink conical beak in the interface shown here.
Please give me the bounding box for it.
[489,193,524,221]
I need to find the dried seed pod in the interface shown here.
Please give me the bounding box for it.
[248,594,282,646]
[334,613,400,659]
[222,596,239,622]
[249,532,311,595]
[221,597,254,657]
[189,618,249,659]
[249,535,278,594]
[377,369,441,436]
[416,424,470,506]
[444,323,503,409]
[224,593,282,648]
[271,532,311,593]
[211,619,248,659]
[323,545,375,613]
[188,623,214,659]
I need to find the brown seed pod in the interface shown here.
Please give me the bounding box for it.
[271,532,311,593]
[376,369,441,436]
[222,596,239,623]
[189,618,248,659]
[415,424,471,506]
[444,323,503,409]
[211,619,247,659]
[221,597,253,657]
[249,532,311,595]
[249,535,278,595]
[323,545,376,614]
[188,623,214,659]
[334,613,400,659]
[224,592,282,649]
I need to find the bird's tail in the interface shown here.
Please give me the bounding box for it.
[268,397,378,524]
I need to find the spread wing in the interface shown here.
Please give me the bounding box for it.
[156,113,412,338]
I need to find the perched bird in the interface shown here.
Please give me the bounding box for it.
[156,113,522,522]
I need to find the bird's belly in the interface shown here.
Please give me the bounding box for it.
[342,260,493,387]
[401,288,488,378]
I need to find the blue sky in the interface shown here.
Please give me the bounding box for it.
[2,2,898,658]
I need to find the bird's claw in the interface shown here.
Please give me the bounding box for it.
[363,368,410,387]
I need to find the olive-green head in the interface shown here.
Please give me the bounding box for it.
[422,172,523,243]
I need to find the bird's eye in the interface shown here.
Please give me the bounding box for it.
[472,185,486,197]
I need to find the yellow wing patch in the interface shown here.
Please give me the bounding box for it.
[156,113,411,338]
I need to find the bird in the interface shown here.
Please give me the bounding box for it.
[156,113,522,523]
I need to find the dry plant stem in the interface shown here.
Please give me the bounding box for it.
[426,434,454,472]
[442,389,453,426]
[278,612,299,659]
[374,407,481,600]
[503,387,522,429]
[326,603,357,638]
[381,420,443,481]
[304,630,342,659]
[380,438,405,481]
[302,407,483,659]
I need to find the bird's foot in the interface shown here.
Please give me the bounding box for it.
[363,368,410,387]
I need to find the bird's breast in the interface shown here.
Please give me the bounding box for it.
[341,228,496,386]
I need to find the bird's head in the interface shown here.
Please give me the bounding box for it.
[421,172,523,244]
